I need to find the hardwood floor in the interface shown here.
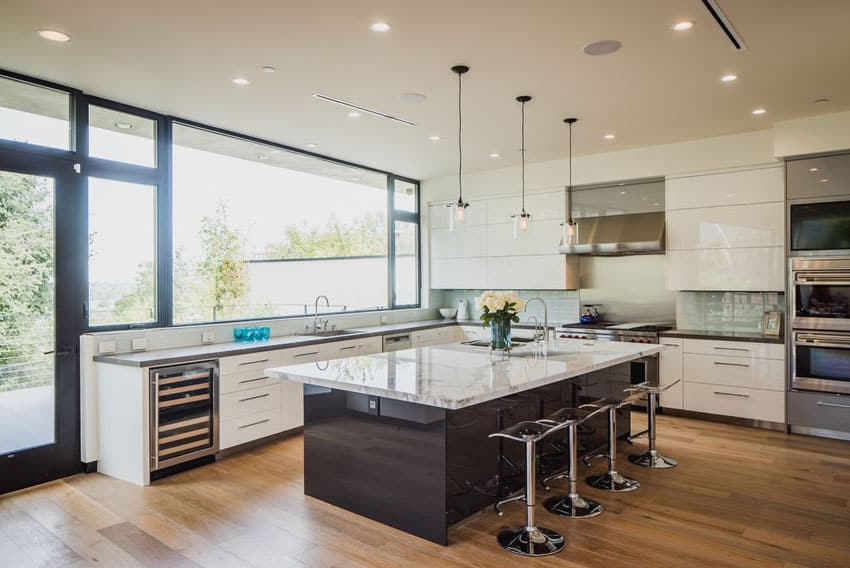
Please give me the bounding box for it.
[2,414,849,567]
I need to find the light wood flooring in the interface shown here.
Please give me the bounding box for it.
[1,414,849,568]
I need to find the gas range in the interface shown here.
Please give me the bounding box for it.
[557,321,674,344]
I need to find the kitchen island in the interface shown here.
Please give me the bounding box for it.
[267,339,664,545]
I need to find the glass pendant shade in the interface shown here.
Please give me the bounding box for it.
[448,199,471,232]
[563,219,578,245]
[512,211,532,239]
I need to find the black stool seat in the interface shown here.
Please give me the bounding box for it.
[541,407,590,424]
[582,391,641,493]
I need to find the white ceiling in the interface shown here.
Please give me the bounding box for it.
[1,0,849,180]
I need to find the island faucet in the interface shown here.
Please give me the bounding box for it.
[524,297,549,345]
[313,295,330,334]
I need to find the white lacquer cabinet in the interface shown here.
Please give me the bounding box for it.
[658,338,684,409]
[429,191,577,290]
[665,165,785,291]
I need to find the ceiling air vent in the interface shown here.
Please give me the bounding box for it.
[701,0,747,51]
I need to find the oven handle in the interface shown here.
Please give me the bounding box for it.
[795,334,850,349]
[816,400,850,410]
[794,272,850,285]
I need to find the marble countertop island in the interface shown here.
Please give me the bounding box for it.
[267,339,664,410]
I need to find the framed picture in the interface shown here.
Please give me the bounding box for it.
[762,311,783,336]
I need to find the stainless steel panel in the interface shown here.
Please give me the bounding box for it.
[787,390,850,434]
[559,211,665,256]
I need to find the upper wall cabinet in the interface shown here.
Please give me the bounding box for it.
[666,166,784,210]
[666,165,785,292]
[429,191,578,290]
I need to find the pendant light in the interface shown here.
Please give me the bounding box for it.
[561,117,579,246]
[511,95,532,239]
[448,65,470,231]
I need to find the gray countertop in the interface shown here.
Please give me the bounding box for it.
[660,328,785,344]
[93,320,458,367]
[269,340,664,409]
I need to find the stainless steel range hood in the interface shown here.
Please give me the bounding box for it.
[559,211,665,256]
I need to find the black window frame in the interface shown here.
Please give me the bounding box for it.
[0,68,421,332]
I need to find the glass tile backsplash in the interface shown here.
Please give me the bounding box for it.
[676,291,785,333]
[438,290,581,326]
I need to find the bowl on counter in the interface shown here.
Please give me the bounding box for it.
[439,307,458,319]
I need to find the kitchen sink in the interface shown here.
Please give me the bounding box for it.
[313,329,359,337]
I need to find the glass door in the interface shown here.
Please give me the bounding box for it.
[0,152,82,494]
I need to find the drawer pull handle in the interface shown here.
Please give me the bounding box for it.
[238,376,268,384]
[294,351,320,358]
[713,347,749,352]
[713,391,750,398]
[340,345,358,351]
[238,418,270,429]
[661,343,680,347]
[238,393,270,403]
[816,401,850,409]
[713,361,750,368]
[240,358,270,366]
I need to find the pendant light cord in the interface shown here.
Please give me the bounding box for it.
[521,99,526,212]
[568,121,573,223]
[457,71,463,203]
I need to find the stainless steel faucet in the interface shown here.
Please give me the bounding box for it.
[524,297,549,345]
[313,295,330,334]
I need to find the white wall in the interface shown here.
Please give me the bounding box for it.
[773,110,850,158]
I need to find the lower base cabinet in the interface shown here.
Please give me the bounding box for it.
[684,382,785,423]
[788,390,850,436]
[221,407,284,449]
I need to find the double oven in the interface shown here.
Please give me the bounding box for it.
[787,152,850,398]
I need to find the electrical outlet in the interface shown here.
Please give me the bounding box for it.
[202,331,215,344]
[131,338,147,351]
[98,340,116,354]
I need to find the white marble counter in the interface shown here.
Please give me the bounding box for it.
[267,339,665,410]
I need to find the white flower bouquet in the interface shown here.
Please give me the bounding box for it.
[475,291,526,328]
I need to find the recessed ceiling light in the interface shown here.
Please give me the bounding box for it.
[582,40,622,56]
[604,133,616,140]
[809,167,819,172]
[672,20,694,31]
[399,93,427,104]
[304,143,318,148]
[653,202,661,206]
[489,152,501,159]
[429,135,441,141]
[619,191,627,195]
[114,121,133,130]
[820,178,830,183]
[752,107,767,115]
[641,196,648,201]
[347,111,362,118]
[261,66,276,73]
[814,98,830,104]
[721,74,738,83]
[37,29,70,42]
[232,77,250,86]
[370,21,391,33]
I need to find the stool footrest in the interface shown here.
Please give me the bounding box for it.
[586,471,640,492]
[543,494,603,518]
[497,526,565,557]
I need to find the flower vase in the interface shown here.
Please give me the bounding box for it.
[490,319,512,351]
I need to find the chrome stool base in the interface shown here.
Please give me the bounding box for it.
[497,527,565,557]
[544,494,604,518]
[628,449,678,469]
[586,470,640,492]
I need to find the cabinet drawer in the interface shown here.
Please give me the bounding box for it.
[788,391,850,434]
[684,382,784,423]
[326,336,382,359]
[281,344,327,365]
[435,326,461,344]
[684,353,785,391]
[221,383,281,421]
[220,408,283,449]
[220,368,279,395]
[219,350,282,375]
[683,339,784,360]
[411,329,437,347]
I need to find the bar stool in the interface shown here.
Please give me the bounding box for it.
[489,421,565,557]
[580,392,644,492]
[539,406,609,518]
[628,380,680,469]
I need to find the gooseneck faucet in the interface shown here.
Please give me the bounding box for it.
[313,295,330,334]
[524,297,549,345]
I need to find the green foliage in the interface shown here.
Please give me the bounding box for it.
[0,172,54,391]
[265,212,387,259]
[198,202,249,320]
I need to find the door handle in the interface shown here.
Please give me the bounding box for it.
[43,347,73,356]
